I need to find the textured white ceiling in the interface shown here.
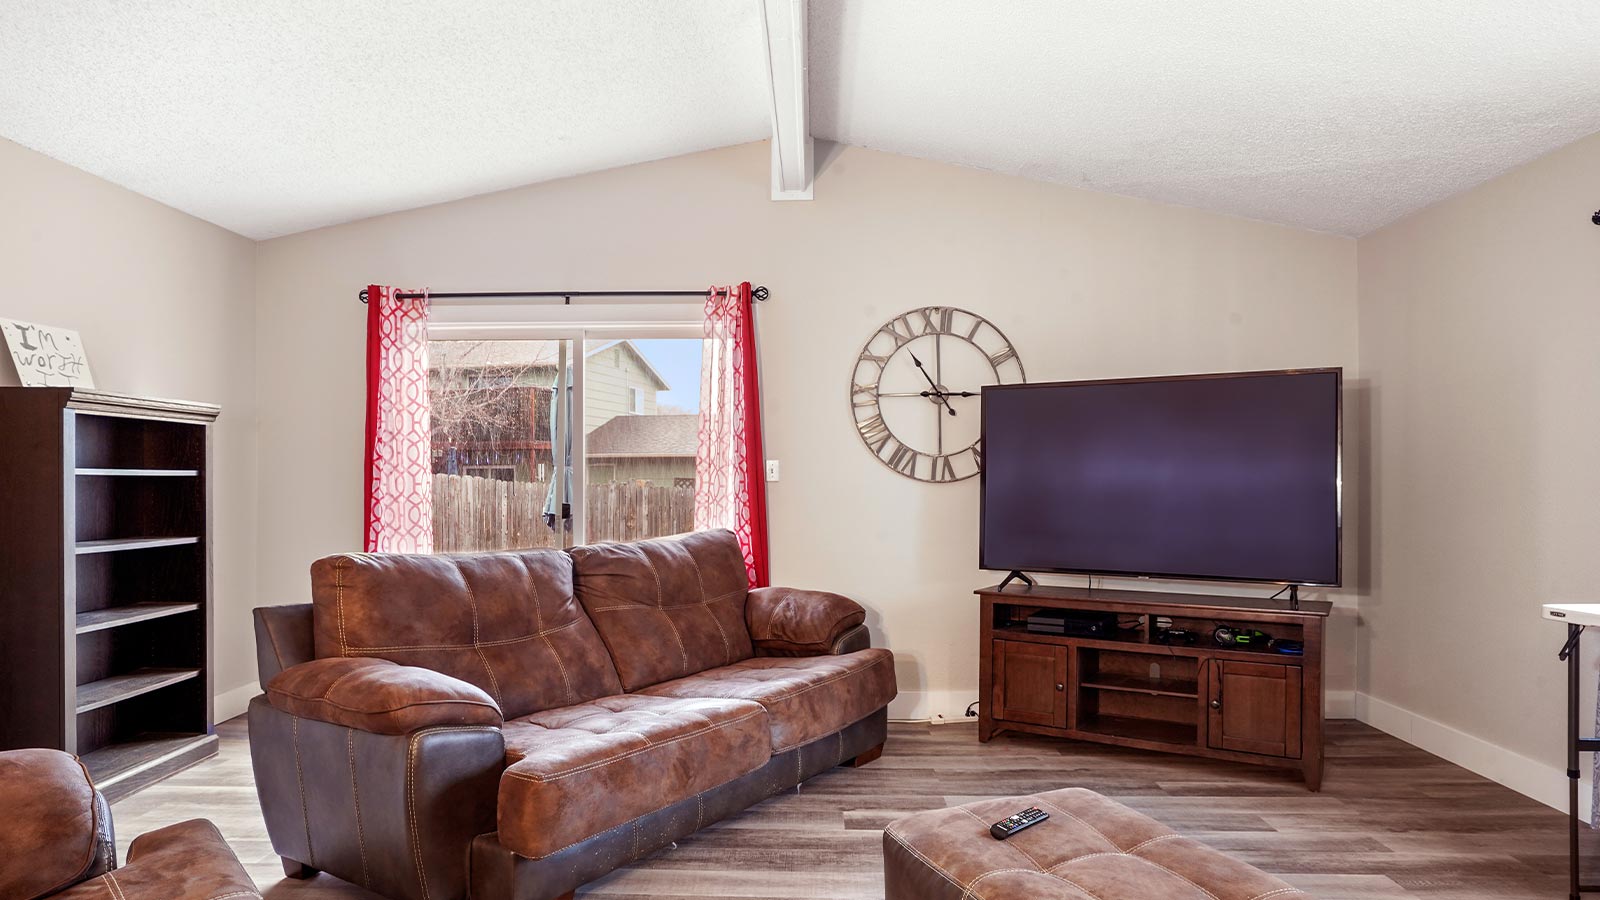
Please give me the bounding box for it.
[2,1,1598,239]
[0,1,771,238]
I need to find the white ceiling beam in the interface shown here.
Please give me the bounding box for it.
[759,0,813,200]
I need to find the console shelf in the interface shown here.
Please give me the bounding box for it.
[1080,673,1200,699]
[0,388,220,799]
[978,583,1329,790]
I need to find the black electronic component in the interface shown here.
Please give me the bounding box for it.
[1024,609,1119,637]
[989,807,1049,840]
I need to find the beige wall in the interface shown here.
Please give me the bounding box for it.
[0,138,260,712]
[255,141,1360,718]
[1356,132,1600,804]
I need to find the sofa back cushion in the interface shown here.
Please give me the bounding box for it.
[570,529,754,691]
[310,550,622,719]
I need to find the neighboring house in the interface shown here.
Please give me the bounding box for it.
[428,339,686,485]
[584,413,698,487]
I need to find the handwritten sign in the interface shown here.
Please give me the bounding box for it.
[0,319,96,387]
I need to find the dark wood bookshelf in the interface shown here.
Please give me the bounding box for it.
[978,582,1329,790]
[0,388,220,800]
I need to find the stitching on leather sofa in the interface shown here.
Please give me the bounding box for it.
[403,725,498,900]
[456,559,505,707]
[639,554,691,672]
[335,556,349,656]
[343,619,582,653]
[587,592,742,613]
[346,728,371,888]
[685,551,734,662]
[270,694,501,718]
[291,715,315,868]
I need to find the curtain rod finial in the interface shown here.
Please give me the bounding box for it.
[753,285,770,302]
[359,288,370,304]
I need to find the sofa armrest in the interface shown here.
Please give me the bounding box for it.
[266,657,502,734]
[52,819,260,900]
[746,587,870,656]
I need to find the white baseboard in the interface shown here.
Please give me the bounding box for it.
[215,681,260,724]
[888,689,981,724]
[1325,689,1356,719]
[1354,691,1582,819]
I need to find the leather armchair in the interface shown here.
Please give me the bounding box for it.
[0,748,258,900]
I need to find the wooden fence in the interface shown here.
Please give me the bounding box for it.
[432,473,695,551]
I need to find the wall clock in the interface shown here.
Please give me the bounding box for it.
[850,306,1026,482]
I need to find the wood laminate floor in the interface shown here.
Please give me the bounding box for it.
[109,717,1596,899]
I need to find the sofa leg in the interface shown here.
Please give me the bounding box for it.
[281,858,319,879]
[847,743,884,768]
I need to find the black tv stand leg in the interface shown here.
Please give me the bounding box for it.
[999,570,1036,592]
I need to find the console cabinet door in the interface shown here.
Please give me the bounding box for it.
[1207,661,1302,758]
[993,640,1067,727]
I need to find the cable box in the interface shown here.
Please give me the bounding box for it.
[1024,609,1119,637]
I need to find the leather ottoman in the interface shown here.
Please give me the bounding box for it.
[883,787,1310,900]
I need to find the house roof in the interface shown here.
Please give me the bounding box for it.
[585,414,698,459]
[431,339,670,391]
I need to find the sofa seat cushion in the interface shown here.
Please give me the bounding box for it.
[637,648,896,752]
[497,695,770,860]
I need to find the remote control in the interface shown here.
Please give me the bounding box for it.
[989,807,1048,840]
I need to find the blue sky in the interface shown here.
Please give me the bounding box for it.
[632,338,703,413]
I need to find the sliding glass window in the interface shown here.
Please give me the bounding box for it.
[426,308,704,552]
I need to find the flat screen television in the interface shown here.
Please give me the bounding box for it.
[979,368,1342,587]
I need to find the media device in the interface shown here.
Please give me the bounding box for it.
[1212,625,1273,649]
[989,807,1049,840]
[980,368,1341,588]
[1024,609,1119,637]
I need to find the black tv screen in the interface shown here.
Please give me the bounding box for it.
[980,369,1342,586]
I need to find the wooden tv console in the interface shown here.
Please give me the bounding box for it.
[977,583,1329,790]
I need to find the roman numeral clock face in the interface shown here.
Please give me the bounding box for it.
[851,307,1025,482]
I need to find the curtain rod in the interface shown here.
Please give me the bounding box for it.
[358,286,769,304]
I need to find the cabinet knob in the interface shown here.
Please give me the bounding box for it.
[1210,699,1222,710]
[1055,683,1064,692]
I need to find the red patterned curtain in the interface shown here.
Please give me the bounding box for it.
[363,285,433,553]
[694,282,770,586]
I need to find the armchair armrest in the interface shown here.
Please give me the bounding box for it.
[0,749,114,900]
[746,587,870,656]
[52,819,259,900]
[266,657,502,734]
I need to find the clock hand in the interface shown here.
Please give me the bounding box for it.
[908,352,958,417]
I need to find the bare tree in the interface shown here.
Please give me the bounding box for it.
[428,341,558,446]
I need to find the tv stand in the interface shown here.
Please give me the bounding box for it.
[998,570,1036,591]
[977,583,1329,790]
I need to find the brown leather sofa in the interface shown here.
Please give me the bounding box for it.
[248,529,895,900]
[0,748,260,900]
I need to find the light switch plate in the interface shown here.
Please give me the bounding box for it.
[765,460,780,482]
